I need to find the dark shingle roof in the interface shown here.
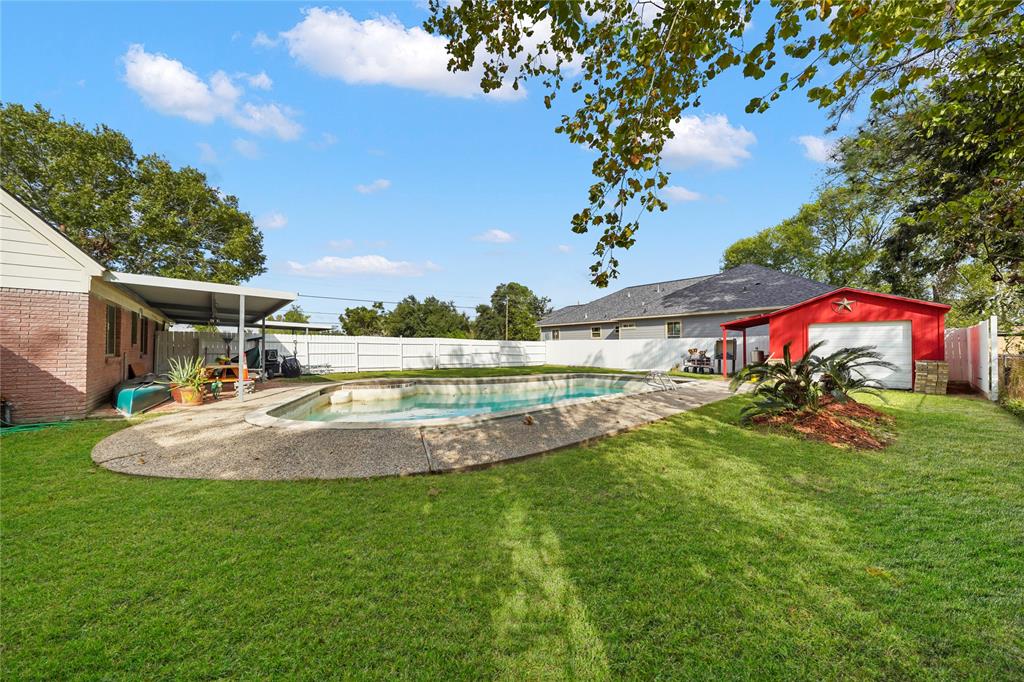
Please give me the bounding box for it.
[538,264,835,326]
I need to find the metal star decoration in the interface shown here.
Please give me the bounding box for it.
[832,297,855,312]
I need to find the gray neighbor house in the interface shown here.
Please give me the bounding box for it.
[538,264,835,359]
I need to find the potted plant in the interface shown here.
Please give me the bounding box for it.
[166,356,206,405]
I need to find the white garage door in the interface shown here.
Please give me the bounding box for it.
[808,321,913,389]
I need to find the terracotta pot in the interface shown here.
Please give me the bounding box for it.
[170,385,204,405]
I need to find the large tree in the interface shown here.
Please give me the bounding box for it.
[386,296,472,338]
[473,282,552,340]
[268,305,311,324]
[339,302,387,336]
[722,186,896,288]
[1,102,265,284]
[426,1,1023,286]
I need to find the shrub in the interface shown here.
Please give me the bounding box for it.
[165,356,206,393]
[730,342,897,423]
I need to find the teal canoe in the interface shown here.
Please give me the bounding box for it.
[112,380,171,416]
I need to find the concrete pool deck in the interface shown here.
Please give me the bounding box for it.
[91,378,736,480]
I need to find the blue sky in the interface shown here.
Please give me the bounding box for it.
[1,2,850,323]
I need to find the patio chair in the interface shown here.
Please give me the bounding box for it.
[231,345,266,383]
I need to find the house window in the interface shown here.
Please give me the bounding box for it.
[666,321,682,338]
[551,329,560,340]
[620,322,636,330]
[105,304,121,356]
[130,312,139,346]
[591,327,602,339]
[140,317,149,355]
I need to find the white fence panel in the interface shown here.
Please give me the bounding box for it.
[156,331,546,374]
[544,335,769,372]
[946,316,999,400]
[401,341,437,370]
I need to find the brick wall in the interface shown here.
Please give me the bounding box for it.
[0,287,159,423]
[86,294,156,413]
[0,287,91,422]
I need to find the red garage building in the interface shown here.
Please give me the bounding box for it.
[721,287,950,389]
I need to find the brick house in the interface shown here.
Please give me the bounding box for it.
[0,189,295,423]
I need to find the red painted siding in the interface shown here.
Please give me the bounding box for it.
[767,290,947,363]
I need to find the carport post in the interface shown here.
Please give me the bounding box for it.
[742,329,747,370]
[237,294,246,402]
[722,328,729,378]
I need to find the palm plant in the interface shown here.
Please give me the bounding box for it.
[730,341,825,423]
[165,356,206,393]
[815,345,898,403]
[730,342,898,423]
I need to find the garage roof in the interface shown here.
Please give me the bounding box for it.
[721,287,951,330]
[104,271,297,326]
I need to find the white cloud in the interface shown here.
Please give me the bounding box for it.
[280,8,523,100]
[257,211,288,230]
[664,185,701,202]
[197,142,219,163]
[122,44,301,140]
[286,255,440,277]
[556,244,572,253]
[247,71,273,90]
[232,103,302,140]
[796,135,837,163]
[473,229,514,243]
[328,238,355,250]
[232,138,262,159]
[252,31,279,49]
[310,132,339,150]
[663,114,756,168]
[355,178,391,194]
[123,44,235,123]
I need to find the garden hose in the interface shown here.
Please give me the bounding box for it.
[0,421,74,435]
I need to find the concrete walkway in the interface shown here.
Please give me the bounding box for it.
[91,379,735,480]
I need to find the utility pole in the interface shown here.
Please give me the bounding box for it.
[505,294,509,340]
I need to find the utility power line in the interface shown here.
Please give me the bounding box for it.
[297,293,482,311]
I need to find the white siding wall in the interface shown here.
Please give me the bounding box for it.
[0,198,96,292]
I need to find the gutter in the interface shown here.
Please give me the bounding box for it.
[537,306,779,328]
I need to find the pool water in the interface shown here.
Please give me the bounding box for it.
[303,383,628,423]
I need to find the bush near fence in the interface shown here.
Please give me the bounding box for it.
[999,355,1024,401]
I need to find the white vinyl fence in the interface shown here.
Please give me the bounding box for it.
[155,331,546,374]
[544,335,769,373]
[945,315,999,400]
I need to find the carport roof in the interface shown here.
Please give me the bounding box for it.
[104,271,297,326]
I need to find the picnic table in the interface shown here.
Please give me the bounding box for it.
[203,364,255,395]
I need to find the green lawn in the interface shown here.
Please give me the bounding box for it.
[2,390,1022,679]
[298,363,722,383]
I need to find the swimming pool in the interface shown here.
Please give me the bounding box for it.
[253,374,662,428]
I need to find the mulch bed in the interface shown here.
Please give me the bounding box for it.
[752,398,894,450]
